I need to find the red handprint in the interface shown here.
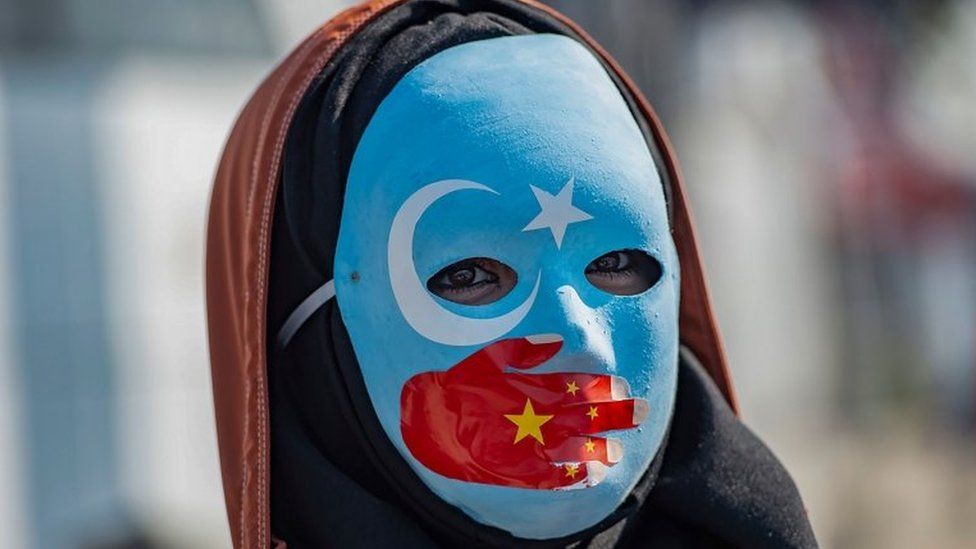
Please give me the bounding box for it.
[400,334,649,490]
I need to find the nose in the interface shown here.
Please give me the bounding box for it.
[546,284,615,371]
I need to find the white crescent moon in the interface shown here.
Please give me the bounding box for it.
[388,179,540,346]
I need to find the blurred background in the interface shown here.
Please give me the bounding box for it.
[0,0,973,547]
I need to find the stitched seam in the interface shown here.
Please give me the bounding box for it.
[252,28,323,547]
[240,33,298,549]
[245,30,323,549]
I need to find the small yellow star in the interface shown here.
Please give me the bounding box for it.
[586,405,599,420]
[584,439,596,453]
[504,398,554,445]
[564,463,579,478]
[565,380,580,396]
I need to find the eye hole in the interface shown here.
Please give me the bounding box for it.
[426,257,518,306]
[585,249,662,295]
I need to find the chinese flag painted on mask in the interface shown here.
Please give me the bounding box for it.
[400,335,648,490]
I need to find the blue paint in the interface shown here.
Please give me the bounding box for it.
[335,35,679,539]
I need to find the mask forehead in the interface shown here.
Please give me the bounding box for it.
[334,34,678,539]
[348,33,667,259]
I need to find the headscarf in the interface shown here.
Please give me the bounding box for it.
[207,1,816,547]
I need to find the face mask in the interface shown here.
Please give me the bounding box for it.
[331,34,679,539]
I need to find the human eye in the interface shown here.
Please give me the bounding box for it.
[426,257,517,305]
[584,249,662,295]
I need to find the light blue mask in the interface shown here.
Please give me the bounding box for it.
[332,34,679,539]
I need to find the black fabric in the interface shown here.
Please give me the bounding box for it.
[267,1,817,547]
[634,349,818,548]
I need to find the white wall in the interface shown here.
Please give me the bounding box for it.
[94,56,274,548]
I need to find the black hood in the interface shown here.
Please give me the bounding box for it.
[260,1,816,547]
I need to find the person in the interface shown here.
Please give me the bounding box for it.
[206,1,818,547]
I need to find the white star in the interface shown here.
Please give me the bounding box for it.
[521,178,594,248]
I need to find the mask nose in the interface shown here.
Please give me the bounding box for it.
[546,284,616,372]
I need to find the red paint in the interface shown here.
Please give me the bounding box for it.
[400,336,646,489]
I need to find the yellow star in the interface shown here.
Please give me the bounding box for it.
[564,463,579,478]
[565,380,580,396]
[504,398,554,445]
[586,406,599,420]
[584,439,596,453]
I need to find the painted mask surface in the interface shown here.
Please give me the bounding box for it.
[334,34,679,539]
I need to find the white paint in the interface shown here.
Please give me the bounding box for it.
[522,178,594,249]
[388,179,541,346]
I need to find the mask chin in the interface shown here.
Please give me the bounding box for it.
[333,34,679,539]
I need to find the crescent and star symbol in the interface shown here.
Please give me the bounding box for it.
[387,177,593,347]
[387,179,540,347]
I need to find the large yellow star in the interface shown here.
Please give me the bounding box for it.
[504,398,554,445]
[565,380,580,396]
[584,439,597,453]
[586,406,599,420]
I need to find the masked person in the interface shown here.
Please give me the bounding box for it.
[206,1,818,547]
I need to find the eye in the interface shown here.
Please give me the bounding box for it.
[584,250,662,295]
[426,257,518,306]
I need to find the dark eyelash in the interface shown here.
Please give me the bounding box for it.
[587,255,636,275]
[430,264,499,292]
[596,268,636,279]
[438,279,494,294]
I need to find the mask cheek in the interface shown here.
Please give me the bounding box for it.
[602,281,680,394]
